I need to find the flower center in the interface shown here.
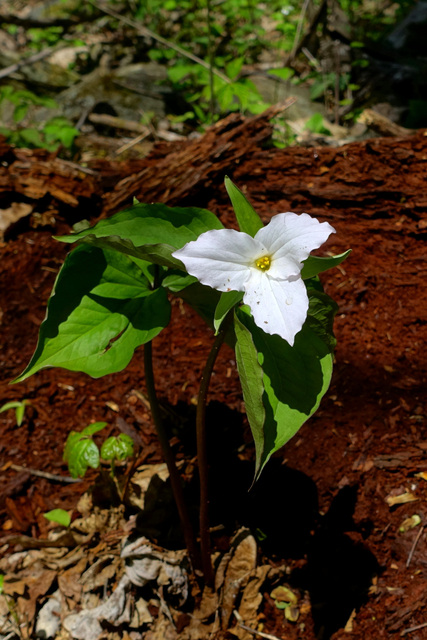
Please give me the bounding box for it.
[255,255,271,271]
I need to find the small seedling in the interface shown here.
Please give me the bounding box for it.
[63,422,134,479]
[0,399,31,426]
[43,509,72,528]
[100,434,134,477]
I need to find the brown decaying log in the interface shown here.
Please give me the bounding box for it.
[0,109,426,225]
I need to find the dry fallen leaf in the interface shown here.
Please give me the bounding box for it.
[220,529,257,629]
[385,491,417,507]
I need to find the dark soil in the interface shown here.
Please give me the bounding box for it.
[1,122,427,639]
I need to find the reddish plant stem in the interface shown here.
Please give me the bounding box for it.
[196,311,234,587]
[143,340,200,572]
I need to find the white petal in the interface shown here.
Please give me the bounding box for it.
[172,228,261,292]
[243,271,309,345]
[255,212,335,279]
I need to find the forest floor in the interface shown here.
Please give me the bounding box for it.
[0,112,427,640]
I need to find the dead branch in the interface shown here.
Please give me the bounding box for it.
[0,45,67,81]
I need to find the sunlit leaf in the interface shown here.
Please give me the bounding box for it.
[14,245,171,381]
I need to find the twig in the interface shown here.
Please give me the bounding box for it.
[406,524,424,568]
[401,621,427,636]
[290,0,311,61]
[88,113,150,135]
[91,1,231,85]
[59,159,100,176]
[10,463,81,483]
[0,46,66,81]
[115,131,150,156]
[235,618,284,640]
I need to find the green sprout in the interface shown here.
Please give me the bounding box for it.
[0,400,31,426]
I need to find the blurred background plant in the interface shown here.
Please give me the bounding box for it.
[0,0,422,155]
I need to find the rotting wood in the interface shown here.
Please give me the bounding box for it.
[0,141,103,209]
[102,100,297,214]
[359,109,416,137]
[1,111,427,229]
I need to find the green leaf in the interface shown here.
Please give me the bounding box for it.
[214,290,243,334]
[234,311,266,478]
[81,421,107,437]
[13,103,29,123]
[0,400,28,426]
[224,177,263,237]
[63,425,105,479]
[15,403,25,426]
[301,250,351,280]
[305,113,331,135]
[101,433,134,461]
[55,203,223,248]
[0,575,4,595]
[79,235,183,270]
[19,128,44,147]
[0,401,23,413]
[225,57,244,80]
[161,271,197,292]
[43,509,71,527]
[306,283,339,352]
[65,437,100,478]
[14,245,171,381]
[236,307,333,481]
[268,67,294,81]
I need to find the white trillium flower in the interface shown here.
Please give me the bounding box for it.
[172,212,335,346]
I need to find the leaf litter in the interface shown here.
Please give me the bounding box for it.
[0,466,288,640]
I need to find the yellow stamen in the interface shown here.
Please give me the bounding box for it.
[255,255,271,271]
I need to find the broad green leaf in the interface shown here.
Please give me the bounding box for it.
[14,245,171,382]
[234,311,265,477]
[66,438,100,478]
[224,176,263,237]
[236,308,333,481]
[63,431,85,463]
[101,434,134,461]
[214,290,243,334]
[74,235,184,270]
[63,426,106,466]
[301,250,351,279]
[55,203,223,248]
[43,509,71,527]
[306,283,339,352]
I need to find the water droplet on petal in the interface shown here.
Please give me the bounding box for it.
[286,298,293,305]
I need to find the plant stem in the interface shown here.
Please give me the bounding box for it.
[196,311,234,586]
[143,340,200,572]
